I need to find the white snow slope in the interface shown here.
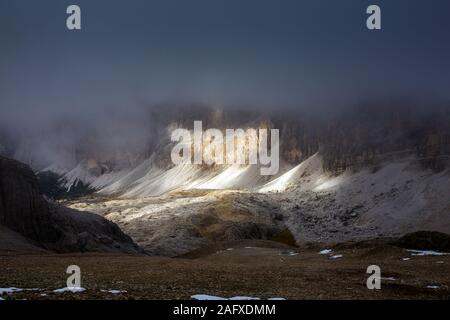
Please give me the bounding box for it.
[63,152,450,254]
[57,158,286,197]
[56,153,450,234]
[267,155,450,243]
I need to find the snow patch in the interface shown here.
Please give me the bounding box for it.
[101,289,127,294]
[407,249,449,256]
[229,296,261,300]
[53,287,86,293]
[280,251,298,256]
[0,287,39,295]
[192,294,286,300]
[381,277,397,281]
[191,294,227,300]
[0,287,23,294]
[426,285,440,289]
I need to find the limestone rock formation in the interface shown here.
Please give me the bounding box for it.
[0,156,142,254]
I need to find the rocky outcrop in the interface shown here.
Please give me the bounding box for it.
[393,231,450,252]
[0,156,142,253]
[48,203,143,253]
[0,156,59,243]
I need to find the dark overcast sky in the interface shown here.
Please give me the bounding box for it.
[1,0,450,127]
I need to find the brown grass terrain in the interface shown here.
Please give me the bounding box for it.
[0,239,449,300]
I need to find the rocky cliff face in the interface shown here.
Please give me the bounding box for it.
[0,156,60,243]
[0,156,142,253]
[7,104,450,195]
[319,106,450,173]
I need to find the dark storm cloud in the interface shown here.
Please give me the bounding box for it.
[0,0,450,164]
[1,0,450,122]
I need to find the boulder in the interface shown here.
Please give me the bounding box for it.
[393,231,450,252]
